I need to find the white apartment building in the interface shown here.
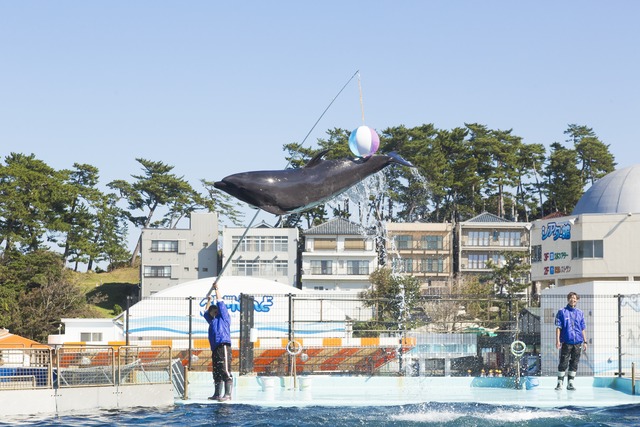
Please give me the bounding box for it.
[301,218,378,292]
[221,221,299,287]
[140,212,218,297]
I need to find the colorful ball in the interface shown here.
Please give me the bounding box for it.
[349,125,380,158]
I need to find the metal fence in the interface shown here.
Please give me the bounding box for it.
[540,293,640,378]
[0,346,173,391]
[123,292,640,379]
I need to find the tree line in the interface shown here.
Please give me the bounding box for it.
[0,122,616,340]
[282,123,615,228]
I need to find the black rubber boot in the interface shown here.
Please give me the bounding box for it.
[555,374,564,391]
[567,371,576,390]
[218,379,233,401]
[208,381,223,400]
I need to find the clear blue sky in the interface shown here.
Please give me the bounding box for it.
[2,2,639,237]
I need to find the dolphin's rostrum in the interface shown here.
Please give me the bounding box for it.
[214,150,414,215]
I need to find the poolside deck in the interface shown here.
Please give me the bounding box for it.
[180,374,640,408]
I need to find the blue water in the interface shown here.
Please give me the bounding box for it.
[3,403,640,427]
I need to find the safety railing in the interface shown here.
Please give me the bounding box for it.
[0,345,172,390]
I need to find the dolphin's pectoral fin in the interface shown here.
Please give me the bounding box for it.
[260,204,289,216]
[304,149,330,168]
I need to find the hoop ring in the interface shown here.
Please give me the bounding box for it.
[286,340,303,356]
[510,340,526,357]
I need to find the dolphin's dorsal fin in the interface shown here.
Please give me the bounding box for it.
[304,149,329,168]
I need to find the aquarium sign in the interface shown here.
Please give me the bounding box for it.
[199,294,274,315]
[541,221,572,241]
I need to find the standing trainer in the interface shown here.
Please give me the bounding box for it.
[204,284,233,401]
[555,292,587,391]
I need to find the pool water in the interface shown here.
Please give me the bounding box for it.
[2,402,640,427]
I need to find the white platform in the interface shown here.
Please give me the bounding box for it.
[179,373,640,408]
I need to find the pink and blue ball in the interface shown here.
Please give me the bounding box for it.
[349,126,380,158]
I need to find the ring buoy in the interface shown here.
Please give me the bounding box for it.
[286,340,302,356]
[510,340,526,357]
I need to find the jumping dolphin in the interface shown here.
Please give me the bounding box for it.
[213,150,415,215]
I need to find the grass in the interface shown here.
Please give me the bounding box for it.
[74,267,140,317]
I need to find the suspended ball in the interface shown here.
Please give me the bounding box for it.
[349,125,380,158]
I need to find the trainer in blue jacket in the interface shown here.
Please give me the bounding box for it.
[204,284,233,401]
[555,292,587,391]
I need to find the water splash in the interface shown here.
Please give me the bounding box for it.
[326,168,432,376]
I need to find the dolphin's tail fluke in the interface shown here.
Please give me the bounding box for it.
[387,152,415,168]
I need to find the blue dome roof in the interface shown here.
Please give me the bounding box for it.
[572,164,640,215]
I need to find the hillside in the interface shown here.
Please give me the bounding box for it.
[74,267,140,317]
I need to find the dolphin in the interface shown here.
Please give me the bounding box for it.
[213,150,415,215]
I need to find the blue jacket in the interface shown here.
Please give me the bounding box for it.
[203,300,231,350]
[555,304,586,344]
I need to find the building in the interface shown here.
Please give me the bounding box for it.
[140,212,218,297]
[458,212,531,280]
[385,222,454,294]
[301,218,378,292]
[531,164,640,287]
[221,221,299,287]
[536,164,640,376]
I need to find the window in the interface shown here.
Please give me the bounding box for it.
[468,254,488,269]
[314,239,337,250]
[395,235,413,250]
[232,259,288,277]
[150,240,178,252]
[499,231,521,247]
[490,253,505,266]
[144,266,171,277]
[310,260,333,275]
[571,240,604,259]
[232,260,259,276]
[273,237,288,252]
[344,238,365,250]
[421,235,443,250]
[468,231,490,246]
[392,257,413,273]
[531,245,542,263]
[420,256,444,272]
[347,260,369,275]
[80,332,103,342]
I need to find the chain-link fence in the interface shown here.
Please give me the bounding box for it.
[122,292,640,379]
[124,293,534,377]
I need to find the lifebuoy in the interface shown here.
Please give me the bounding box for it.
[510,340,526,357]
[286,340,302,356]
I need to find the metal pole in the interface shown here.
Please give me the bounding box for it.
[125,295,131,346]
[287,293,293,376]
[187,297,194,370]
[617,294,623,378]
[206,209,260,298]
